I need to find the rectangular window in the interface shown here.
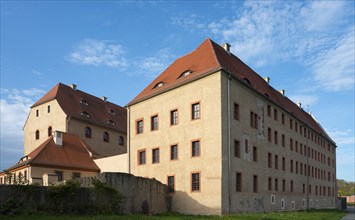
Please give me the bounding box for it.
[138,150,146,165]
[47,105,51,113]
[167,176,175,193]
[253,146,257,162]
[291,180,294,192]
[234,103,240,120]
[192,102,200,120]
[268,177,272,191]
[151,115,158,131]
[282,134,285,147]
[290,138,293,151]
[275,155,278,169]
[275,178,278,191]
[170,145,178,160]
[54,170,63,181]
[282,157,285,171]
[152,148,159,164]
[309,185,312,194]
[236,172,242,192]
[244,139,249,153]
[250,112,258,129]
[295,122,298,132]
[191,173,200,192]
[268,153,272,168]
[136,119,143,134]
[295,141,298,153]
[234,140,240,158]
[274,109,278,121]
[274,130,278,145]
[282,113,285,125]
[290,119,293,130]
[170,109,178,125]
[296,161,298,174]
[282,179,286,192]
[303,184,305,194]
[253,175,258,193]
[192,140,200,157]
[268,127,272,142]
[267,105,271,117]
[72,172,81,179]
[290,160,294,173]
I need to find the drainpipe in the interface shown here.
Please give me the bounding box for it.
[127,106,131,174]
[306,137,309,210]
[66,116,71,133]
[227,73,232,214]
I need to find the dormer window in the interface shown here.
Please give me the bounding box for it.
[107,120,115,125]
[80,100,89,106]
[153,82,164,89]
[178,70,192,78]
[108,109,116,115]
[242,77,251,85]
[81,112,90,118]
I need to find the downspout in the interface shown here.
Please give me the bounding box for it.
[306,137,309,210]
[66,116,71,133]
[127,106,131,174]
[227,73,232,214]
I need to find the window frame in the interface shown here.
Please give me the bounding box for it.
[136,118,144,134]
[234,140,240,158]
[191,139,201,157]
[138,149,146,165]
[103,131,109,143]
[85,127,92,138]
[167,175,175,193]
[170,144,178,161]
[152,148,160,164]
[170,109,178,126]
[236,172,242,192]
[191,102,201,120]
[151,114,159,131]
[191,172,201,192]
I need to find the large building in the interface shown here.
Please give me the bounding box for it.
[127,39,337,214]
[24,83,127,158]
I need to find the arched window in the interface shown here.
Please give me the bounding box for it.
[35,130,40,140]
[119,136,124,146]
[85,127,92,138]
[103,132,109,143]
[153,81,164,89]
[48,127,52,137]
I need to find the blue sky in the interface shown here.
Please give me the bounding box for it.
[1,1,354,182]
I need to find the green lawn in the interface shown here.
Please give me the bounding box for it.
[1,209,347,220]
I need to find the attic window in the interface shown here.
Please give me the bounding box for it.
[107,120,115,125]
[81,112,90,118]
[242,77,251,85]
[178,70,192,78]
[80,100,89,106]
[264,93,269,98]
[153,82,164,89]
[108,109,116,115]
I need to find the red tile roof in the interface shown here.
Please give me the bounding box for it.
[6,133,100,172]
[128,38,335,144]
[32,83,127,133]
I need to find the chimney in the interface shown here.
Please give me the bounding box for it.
[264,77,270,84]
[101,96,107,102]
[279,89,285,96]
[296,101,302,108]
[70,84,77,90]
[221,43,231,52]
[53,131,63,146]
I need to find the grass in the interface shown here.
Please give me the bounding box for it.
[0,209,347,220]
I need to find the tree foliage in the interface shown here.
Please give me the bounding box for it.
[337,179,355,196]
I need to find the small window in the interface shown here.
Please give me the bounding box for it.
[170,145,178,160]
[274,155,278,169]
[281,113,285,125]
[136,119,143,134]
[282,157,286,171]
[267,105,271,117]
[167,176,175,193]
[35,130,40,140]
[151,115,158,131]
[152,148,160,164]
[170,109,178,125]
[253,146,257,162]
[271,195,275,204]
[153,81,164,88]
[178,70,192,78]
[108,109,116,115]
[72,172,81,179]
[274,130,278,145]
[85,127,92,138]
[268,177,272,191]
[48,127,52,137]
[236,172,242,192]
[138,150,146,165]
[80,100,89,106]
[191,173,200,192]
[234,103,240,120]
[55,170,63,181]
[290,180,294,192]
[275,178,278,191]
[253,175,258,193]
[103,132,109,142]
[268,153,272,168]
[107,120,115,126]
[282,179,286,192]
[274,109,277,121]
[192,102,200,120]
[192,140,200,157]
[119,136,124,146]
[234,140,240,158]
[81,112,90,118]
[36,109,39,117]
[268,127,272,142]
[47,105,50,113]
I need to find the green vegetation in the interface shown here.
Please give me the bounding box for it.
[0,209,347,220]
[337,179,355,196]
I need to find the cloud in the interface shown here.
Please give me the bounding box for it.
[289,94,318,108]
[170,13,206,33]
[327,129,355,146]
[66,39,128,68]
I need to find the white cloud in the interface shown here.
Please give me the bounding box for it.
[289,94,318,108]
[66,39,128,68]
[32,70,42,76]
[327,129,355,146]
[170,13,206,33]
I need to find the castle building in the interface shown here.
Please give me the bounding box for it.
[126,39,337,214]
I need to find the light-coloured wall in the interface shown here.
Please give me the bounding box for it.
[24,100,67,155]
[94,154,128,173]
[129,72,223,215]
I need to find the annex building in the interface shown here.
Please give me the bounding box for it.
[127,38,337,214]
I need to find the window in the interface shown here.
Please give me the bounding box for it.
[108,109,116,115]
[119,136,124,146]
[72,172,81,179]
[268,127,272,142]
[281,113,285,125]
[136,119,143,134]
[268,177,272,191]
[192,102,200,120]
[282,134,285,147]
[295,122,298,132]
[274,155,278,169]
[107,120,115,126]
[192,140,200,157]
[24,170,27,181]
[152,148,160,164]
[151,115,158,131]
[81,112,90,118]
[191,173,200,192]
[47,105,50,113]
[296,161,299,174]
[290,119,293,129]
[267,105,271,116]
[253,146,257,162]
[85,127,92,138]
[35,130,40,140]
[250,112,258,129]
[170,109,178,125]
[48,126,52,137]
[167,176,175,193]
[178,70,192,78]
[291,180,294,192]
[309,184,312,194]
[55,170,63,181]
[282,179,286,192]
[36,109,39,117]
[234,103,240,120]
[103,132,109,142]
[275,178,278,191]
[170,145,178,160]
[80,100,89,106]
[244,139,249,153]
[274,109,278,121]
[138,150,146,165]
[236,172,242,192]
[234,140,240,158]
[274,130,278,145]
[253,175,258,193]
[303,184,305,194]
[268,153,272,168]
[290,160,294,173]
[290,138,293,151]
[282,157,286,171]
